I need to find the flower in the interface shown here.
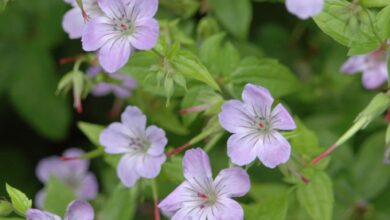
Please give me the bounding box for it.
[82,0,160,73]
[99,106,167,187]
[158,148,250,220]
[62,0,103,39]
[87,65,137,99]
[35,148,98,208]
[27,200,94,220]
[285,0,324,20]
[340,49,388,90]
[218,84,296,168]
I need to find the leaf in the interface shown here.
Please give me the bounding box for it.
[9,44,71,140]
[199,33,240,76]
[5,184,31,215]
[231,57,300,98]
[161,156,184,184]
[78,122,105,147]
[43,177,76,216]
[209,0,252,39]
[98,184,139,220]
[296,171,334,220]
[314,0,380,54]
[0,201,12,217]
[291,119,323,159]
[172,51,221,91]
[353,131,390,199]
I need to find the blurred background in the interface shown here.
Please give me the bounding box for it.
[1,0,388,219]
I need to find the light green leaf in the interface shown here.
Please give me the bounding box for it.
[43,177,76,216]
[291,119,323,159]
[78,121,105,147]
[98,184,139,220]
[162,156,184,184]
[0,201,12,217]
[231,57,300,98]
[5,184,31,215]
[209,0,252,39]
[296,171,334,220]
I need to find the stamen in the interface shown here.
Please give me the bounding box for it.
[197,193,208,200]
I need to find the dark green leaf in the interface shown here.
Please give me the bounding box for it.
[78,122,105,147]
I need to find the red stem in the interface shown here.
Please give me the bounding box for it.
[180,104,209,115]
[59,57,80,65]
[166,143,191,157]
[311,144,338,165]
[154,199,160,220]
[60,156,80,161]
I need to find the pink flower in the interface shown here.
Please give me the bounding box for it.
[219,84,296,168]
[27,200,94,220]
[159,148,250,220]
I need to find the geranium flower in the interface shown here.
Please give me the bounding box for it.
[27,200,94,220]
[99,106,167,187]
[219,84,296,168]
[87,65,137,99]
[340,49,388,90]
[35,149,98,208]
[285,0,324,19]
[159,148,250,220]
[82,0,160,73]
[62,0,103,39]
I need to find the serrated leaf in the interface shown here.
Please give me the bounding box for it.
[209,0,252,39]
[78,121,105,147]
[231,57,300,98]
[296,171,334,220]
[5,184,31,215]
[43,177,76,216]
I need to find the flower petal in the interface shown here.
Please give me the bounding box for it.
[219,100,254,134]
[136,154,166,178]
[117,154,140,187]
[62,8,85,39]
[76,173,98,200]
[124,0,159,19]
[208,198,244,220]
[36,156,63,183]
[340,55,367,74]
[158,182,189,217]
[183,148,213,183]
[257,132,291,168]
[214,167,250,198]
[227,133,258,166]
[63,148,89,176]
[82,16,116,51]
[97,0,126,18]
[362,64,388,89]
[91,82,112,96]
[64,200,94,220]
[242,83,274,112]
[130,18,159,50]
[146,125,167,156]
[26,209,61,220]
[100,122,131,154]
[171,207,202,220]
[121,106,147,132]
[285,0,324,20]
[34,189,46,209]
[98,37,132,73]
[271,104,296,130]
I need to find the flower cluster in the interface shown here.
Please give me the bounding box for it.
[35,148,98,208]
[27,200,94,220]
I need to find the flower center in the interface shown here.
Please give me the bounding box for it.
[197,191,218,208]
[129,137,149,151]
[113,17,134,35]
[255,116,271,132]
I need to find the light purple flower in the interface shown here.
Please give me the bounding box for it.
[27,200,94,220]
[218,84,296,168]
[100,106,167,187]
[340,49,388,90]
[286,0,324,20]
[87,65,137,98]
[62,0,103,39]
[35,149,98,208]
[159,148,250,220]
[82,0,160,73]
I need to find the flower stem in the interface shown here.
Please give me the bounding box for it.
[60,148,104,161]
[311,144,338,165]
[166,142,191,157]
[151,179,160,220]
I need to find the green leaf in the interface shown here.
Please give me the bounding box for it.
[5,184,31,215]
[353,131,390,199]
[172,51,221,91]
[161,156,184,184]
[78,122,105,147]
[314,0,380,54]
[231,57,300,98]
[199,33,240,76]
[296,171,334,220]
[0,201,12,217]
[43,177,76,216]
[209,0,252,39]
[98,184,139,220]
[291,119,323,159]
[0,218,25,220]
[360,0,390,7]
[9,44,71,141]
